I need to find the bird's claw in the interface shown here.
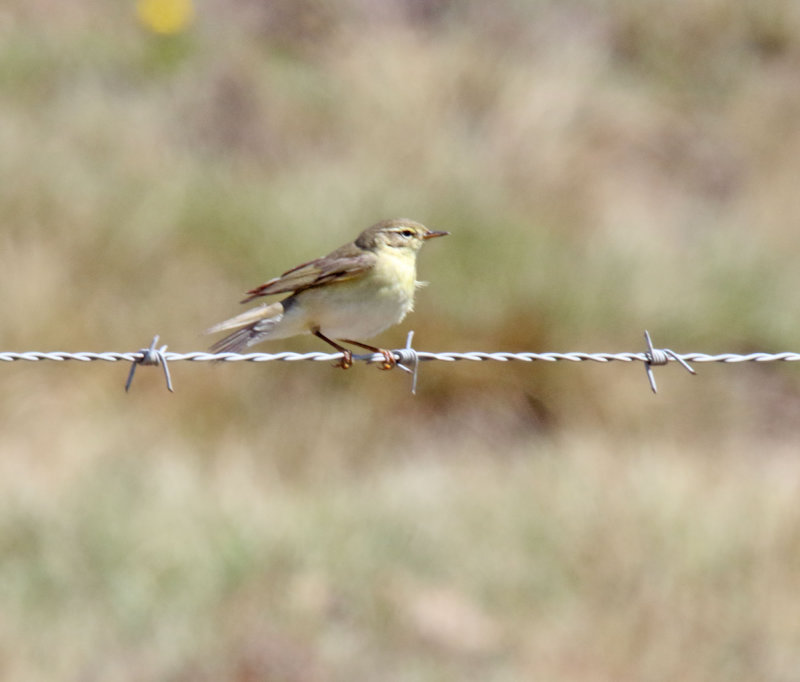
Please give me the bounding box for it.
[379,350,396,370]
[333,348,395,370]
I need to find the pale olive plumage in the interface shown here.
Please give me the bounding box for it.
[207,219,448,368]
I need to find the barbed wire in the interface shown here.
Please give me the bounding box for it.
[2,331,798,395]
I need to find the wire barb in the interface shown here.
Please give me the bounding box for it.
[125,335,174,393]
[393,330,421,395]
[643,330,696,394]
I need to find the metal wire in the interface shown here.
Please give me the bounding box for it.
[1,331,799,394]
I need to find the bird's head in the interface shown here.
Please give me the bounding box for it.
[357,219,449,254]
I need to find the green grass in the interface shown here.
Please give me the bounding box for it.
[2,439,800,680]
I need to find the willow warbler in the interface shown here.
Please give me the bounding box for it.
[207,219,449,368]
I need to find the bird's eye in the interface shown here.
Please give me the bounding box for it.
[400,229,414,238]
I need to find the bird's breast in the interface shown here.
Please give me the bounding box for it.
[299,250,418,340]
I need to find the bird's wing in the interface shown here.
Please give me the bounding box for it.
[240,248,376,303]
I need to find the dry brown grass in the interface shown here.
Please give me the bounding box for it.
[2,0,800,679]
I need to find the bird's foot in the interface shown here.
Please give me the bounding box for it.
[378,349,396,370]
[336,350,353,369]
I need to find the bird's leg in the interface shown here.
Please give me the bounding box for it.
[341,339,396,370]
[313,329,353,369]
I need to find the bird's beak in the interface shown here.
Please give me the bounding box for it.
[423,230,450,240]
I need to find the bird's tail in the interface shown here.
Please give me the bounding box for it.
[206,302,284,354]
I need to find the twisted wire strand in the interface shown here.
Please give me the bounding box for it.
[2,332,799,395]
[2,350,800,364]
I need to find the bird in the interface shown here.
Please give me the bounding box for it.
[206,218,449,369]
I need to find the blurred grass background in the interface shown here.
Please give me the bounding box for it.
[2,0,800,679]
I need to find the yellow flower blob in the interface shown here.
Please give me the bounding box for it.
[137,0,194,35]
